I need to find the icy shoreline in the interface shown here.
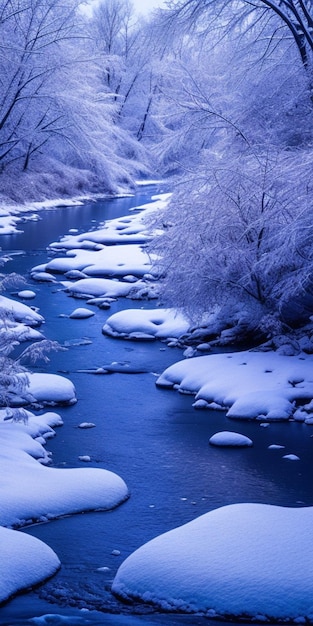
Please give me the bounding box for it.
[1,190,313,620]
[0,295,128,604]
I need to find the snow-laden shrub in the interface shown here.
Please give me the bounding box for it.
[150,147,313,332]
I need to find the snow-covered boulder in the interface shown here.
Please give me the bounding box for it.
[10,373,77,406]
[69,307,95,319]
[48,193,170,251]
[0,294,44,326]
[63,277,136,299]
[103,308,190,341]
[31,271,57,283]
[44,244,155,278]
[17,290,36,299]
[112,503,313,621]
[0,408,128,601]
[0,319,43,342]
[209,431,253,447]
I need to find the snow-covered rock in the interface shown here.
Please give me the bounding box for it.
[43,244,156,278]
[10,372,77,406]
[103,308,190,340]
[0,406,128,602]
[63,277,137,299]
[31,271,57,283]
[17,289,36,299]
[0,319,43,342]
[48,193,170,251]
[209,431,253,447]
[69,307,95,319]
[0,294,44,326]
[112,503,313,621]
[156,350,313,421]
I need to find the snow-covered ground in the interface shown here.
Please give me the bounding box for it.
[0,406,128,603]
[30,194,170,303]
[1,191,313,619]
[47,194,170,251]
[0,193,139,235]
[112,503,313,622]
[156,349,313,422]
[0,294,44,326]
[0,198,87,234]
[0,293,128,604]
[0,525,60,605]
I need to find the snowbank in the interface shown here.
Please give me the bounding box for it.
[28,193,171,302]
[0,411,128,528]
[0,197,85,235]
[156,350,313,421]
[103,308,190,341]
[0,526,60,604]
[0,409,128,602]
[112,503,313,621]
[42,244,156,277]
[0,294,44,326]
[63,277,137,299]
[9,372,77,406]
[48,193,170,251]
[0,319,44,342]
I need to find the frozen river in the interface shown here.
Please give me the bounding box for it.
[0,186,312,625]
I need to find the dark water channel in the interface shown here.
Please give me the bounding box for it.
[0,187,312,625]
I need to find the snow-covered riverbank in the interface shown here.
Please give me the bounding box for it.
[0,296,128,603]
[0,188,312,622]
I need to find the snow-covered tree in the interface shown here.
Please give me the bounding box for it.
[0,0,148,202]
[147,2,313,336]
[88,3,170,146]
[165,0,313,69]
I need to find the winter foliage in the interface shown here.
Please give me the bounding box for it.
[0,0,148,203]
[2,0,313,614]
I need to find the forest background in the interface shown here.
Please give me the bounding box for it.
[1,0,313,339]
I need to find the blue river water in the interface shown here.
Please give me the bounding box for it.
[0,186,312,625]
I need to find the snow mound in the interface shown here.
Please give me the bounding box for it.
[69,307,95,319]
[156,350,313,421]
[48,193,170,251]
[112,503,313,621]
[63,277,136,299]
[103,308,190,340]
[0,319,43,342]
[43,244,156,278]
[17,289,36,299]
[0,408,128,600]
[0,416,128,528]
[31,271,57,283]
[10,372,77,406]
[0,294,44,326]
[0,526,60,604]
[209,431,253,447]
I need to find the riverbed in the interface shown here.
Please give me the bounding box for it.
[0,186,312,625]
